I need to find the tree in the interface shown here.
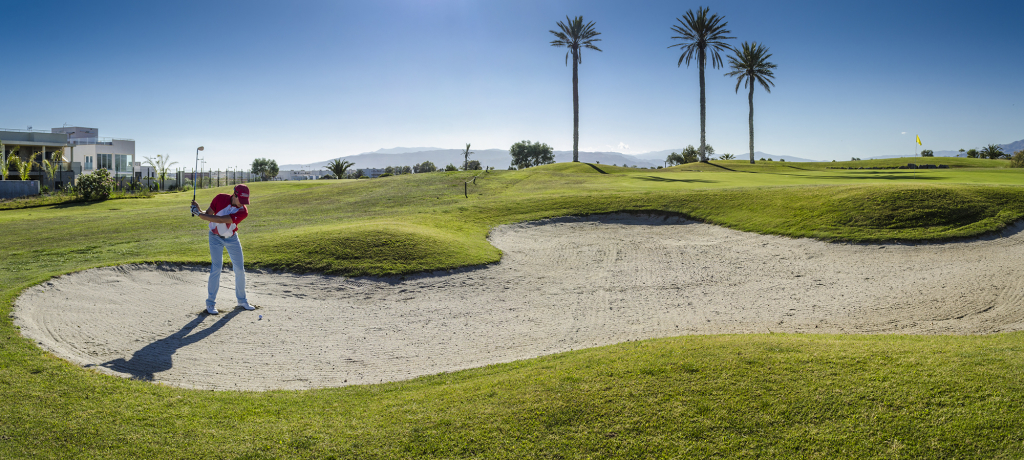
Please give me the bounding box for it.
[920,149,934,157]
[0,138,5,180]
[461,143,474,171]
[444,164,458,171]
[670,7,734,162]
[958,148,965,157]
[413,161,437,173]
[509,140,555,169]
[251,158,279,181]
[666,152,685,166]
[725,41,776,164]
[384,166,395,175]
[353,169,365,178]
[550,16,602,163]
[965,148,980,159]
[2,146,19,181]
[143,154,178,191]
[719,153,736,160]
[681,145,699,164]
[980,144,1004,160]
[326,159,354,179]
[400,165,412,175]
[462,160,482,171]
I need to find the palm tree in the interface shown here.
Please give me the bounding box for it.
[2,145,18,181]
[326,159,355,178]
[550,16,603,163]
[980,144,1005,159]
[143,154,178,191]
[725,41,777,164]
[462,143,473,170]
[16,152,39,181]
[670,7,734,162]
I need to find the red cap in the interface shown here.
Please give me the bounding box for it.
[234,184,250,205]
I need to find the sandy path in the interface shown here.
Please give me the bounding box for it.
[13,214,1024,391]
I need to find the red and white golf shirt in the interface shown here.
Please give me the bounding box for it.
[208,193,248,237]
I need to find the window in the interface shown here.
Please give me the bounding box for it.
[85,156,94,170]
[115,155,129,172]
[97,154,112,170]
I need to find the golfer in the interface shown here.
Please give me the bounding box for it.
[192,184,254,315]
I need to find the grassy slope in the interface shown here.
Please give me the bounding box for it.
[2,159,1024,458]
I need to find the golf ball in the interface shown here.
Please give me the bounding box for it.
[258,315,262,320]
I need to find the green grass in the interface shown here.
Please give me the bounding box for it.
[3,160,1024,458]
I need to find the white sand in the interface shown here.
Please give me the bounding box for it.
[13,214,1024,391]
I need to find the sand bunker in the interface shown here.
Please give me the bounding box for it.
[13,214,1024,391]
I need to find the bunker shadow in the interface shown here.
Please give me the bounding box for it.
[584,163,608,174]
[91,309,242,381]
[637,175,717,184]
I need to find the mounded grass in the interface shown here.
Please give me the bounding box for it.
[2,160,1024,458]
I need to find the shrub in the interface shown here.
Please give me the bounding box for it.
[920,149,934,157]
[378,173,393,178]
[1011,150,1024,168]
[76,168,115,200]
[462,160,482,171]
[444,164,458,172]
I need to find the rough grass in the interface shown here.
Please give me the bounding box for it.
[3,160,1024,458]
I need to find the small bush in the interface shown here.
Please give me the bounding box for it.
[444,164,458,172]
[76,169,115,200]
[378,173,393,178]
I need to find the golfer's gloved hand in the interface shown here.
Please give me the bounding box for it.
[191,204,203,216]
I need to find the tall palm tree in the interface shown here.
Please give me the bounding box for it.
[725,41,776,164]
[670,7,734,162]
[550,16,602,163]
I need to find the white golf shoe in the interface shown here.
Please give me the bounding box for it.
[238,302,255,311]
[206,305,219,315]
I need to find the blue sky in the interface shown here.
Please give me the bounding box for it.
[5,0,1023,168]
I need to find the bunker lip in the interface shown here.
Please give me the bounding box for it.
[14,213,1024,391]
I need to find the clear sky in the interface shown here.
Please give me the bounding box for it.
[5,0,1023,168]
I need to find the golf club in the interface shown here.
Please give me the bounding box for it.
[191,146,204,216]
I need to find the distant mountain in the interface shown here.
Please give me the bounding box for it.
[372,147,443,154]
[278,147,820,171]
[281,148,664,170]
[867,139,1024,160]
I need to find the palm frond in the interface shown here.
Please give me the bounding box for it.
[549,15,602,65]
[669,6,735,69]
[725,41,777,93]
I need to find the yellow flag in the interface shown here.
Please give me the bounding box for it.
[916,135,922,146]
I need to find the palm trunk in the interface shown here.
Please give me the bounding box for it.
[748,80,755,164]
[698,50,707,162]
[572,50,580,163]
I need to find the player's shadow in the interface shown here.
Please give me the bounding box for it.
[93,309,242,381]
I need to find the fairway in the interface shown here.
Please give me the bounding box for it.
[4,160,1024,458]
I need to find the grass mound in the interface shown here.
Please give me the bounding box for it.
[827,185,1017,231]
[251,222,500,276]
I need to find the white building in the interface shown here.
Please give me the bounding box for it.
[51,126,136,180]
